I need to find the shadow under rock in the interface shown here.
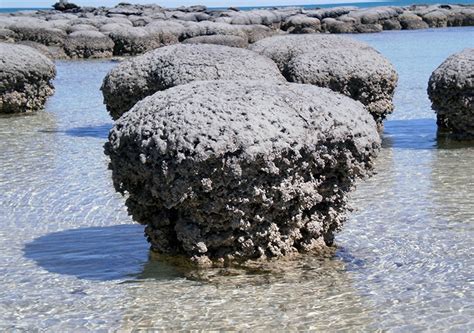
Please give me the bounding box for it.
[382,118,437,150]
[23,225,182,281]
[66,124,112,139]
[38,123,112,139]
[382,118,474,150]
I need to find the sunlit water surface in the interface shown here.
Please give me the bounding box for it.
[0,27,473,331]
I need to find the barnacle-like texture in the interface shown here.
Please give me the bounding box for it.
[250,34,398,126]
[105,80,380,266]
[0,43,56,113]
[428,48,474,138]
[64,30,114,59]
[101,43,285,120]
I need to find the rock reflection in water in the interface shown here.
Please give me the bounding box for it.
[118,253,375,331]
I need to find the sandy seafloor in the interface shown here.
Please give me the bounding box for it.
[0,27,473,331]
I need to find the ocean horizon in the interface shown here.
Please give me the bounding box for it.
[1,0,473,13]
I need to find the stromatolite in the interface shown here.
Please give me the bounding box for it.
[428,48,474,138]
[250,34,398,126]
[104,80,380,266]
[0,43,56,113]
[101,44,285,119]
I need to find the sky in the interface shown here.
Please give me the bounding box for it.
[0,0,375,8]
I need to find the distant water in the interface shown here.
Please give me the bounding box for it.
[1,0,473,13]
[0,8,48,13]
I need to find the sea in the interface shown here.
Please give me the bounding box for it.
[0,26,473,330]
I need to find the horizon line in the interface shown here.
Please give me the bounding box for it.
[0,0,386,9]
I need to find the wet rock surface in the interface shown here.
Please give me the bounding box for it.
[428,48,474,138]
[250,34,398,125]
[104,80,380,266]
[101,44,285,119]
[0,43,56,113]
[0,3,472,58]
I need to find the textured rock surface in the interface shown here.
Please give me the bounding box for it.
[1,3,473,58]
[286,47,398,124]
[249,34,366,71]
[250,34,398,124]
[102,44,285,119]
[182,34,248,48]
[282,14,321,33]
[8,19,67,46]
[104,80,380,266]
[64,30,114,58]
[0,43,56,113]
[428,48,474,138]
[109,27,169,56]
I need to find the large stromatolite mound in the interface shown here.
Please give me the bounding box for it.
[105,80,380,266]
[428,48,474,138]
[101,44,285,120]
[0,43,56,113]
[249,34,398,126]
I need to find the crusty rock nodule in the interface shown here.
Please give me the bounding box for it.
[250,34,398,125]
[0,43,56,113]
[64,30,114,58]
[428,48,474,138]
[101,44,285,120]
[104,80,380,266]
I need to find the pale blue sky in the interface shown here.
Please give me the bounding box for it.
[1,0,369,8]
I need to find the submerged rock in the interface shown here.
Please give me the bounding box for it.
[428,48,474,138]
[102,44,285,119]
[0,43,56,113]
[250,34,398,125]
[104,80,380,266]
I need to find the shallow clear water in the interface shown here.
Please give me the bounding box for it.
[1,27,473,331]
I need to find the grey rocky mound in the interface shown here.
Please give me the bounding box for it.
[0,43,56,113]
[104,80,380,266]
[7,19,67,46]
[64,30,114,58]
[109,27,175,56]
[250,34,398,125]
[101,44,285,120]
[428,48,474,138]
[286,48,398,124]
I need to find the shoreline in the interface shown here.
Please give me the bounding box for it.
[0,3,473,59]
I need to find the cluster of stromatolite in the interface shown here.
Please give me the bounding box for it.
[1,3,473,59]
[249,34,398,127]
[101,43,285,120]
